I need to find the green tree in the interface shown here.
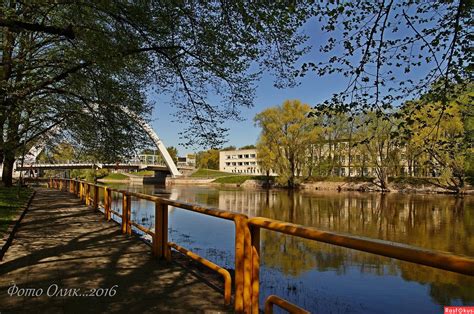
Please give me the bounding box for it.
[256,137,276,179]
[167,146,178,163]
[1,1,312,186]
[240,145,256,150]
[221,146,237,151]
[400,89,473,192]
[254,100,321,187]
[356,113,401,191]
[196,149,219,170]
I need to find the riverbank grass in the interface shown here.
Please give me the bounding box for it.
[213,175,266,184]
[101,173,129,180]
[190,168,239,178]
[0,187,33,235]
[131,170,155,176]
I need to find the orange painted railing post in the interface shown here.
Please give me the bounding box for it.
[153,201,169,260]
[121,193,128,234]
[84,183,87,203]
[107,188,112,220]
[264,295,310,314]
[93,185,99,210]
[104,187,111,220]
[250,225,261,313]
[86,184,90,206]
[126,193,131,235]
[152,202,160,257]
[233,216,247,313]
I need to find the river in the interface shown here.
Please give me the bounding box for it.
[103,183,474,313]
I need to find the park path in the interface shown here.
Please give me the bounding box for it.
[0,188,230,313]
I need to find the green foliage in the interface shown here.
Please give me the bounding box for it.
[69,169,110,182]
[306,1,471,117]
[239,145,256,150]
[167,146,178,162]
[0,187,33,234]
[357,112,401,190]
[400,88,473,191]
[255,100,321,187]
[1,1,312,186]
[196,149,220,170]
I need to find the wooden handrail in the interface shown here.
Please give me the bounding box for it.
[52,178,474,314]
[248,217,474,276]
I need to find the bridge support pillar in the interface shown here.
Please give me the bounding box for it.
[151,170,168,185]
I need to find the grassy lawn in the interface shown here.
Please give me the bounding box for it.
[306,176,374,183]
[190,168,239,178]
[131,170,155,176]
[212,175,266,184]
[0,187,33,236]
[100,173,130,180]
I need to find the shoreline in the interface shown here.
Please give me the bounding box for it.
[167,178,474,195]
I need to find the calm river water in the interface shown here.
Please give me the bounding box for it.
[104,184,474,313]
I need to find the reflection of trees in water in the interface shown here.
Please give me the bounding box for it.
[255,192,473,255]
[397,262,474,305]
[256,192,474,305]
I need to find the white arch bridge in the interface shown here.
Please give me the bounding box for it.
[11,106,184,178]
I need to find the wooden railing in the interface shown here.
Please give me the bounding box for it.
[49,178,474,314]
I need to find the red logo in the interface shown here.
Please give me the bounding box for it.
[445,307,474,314]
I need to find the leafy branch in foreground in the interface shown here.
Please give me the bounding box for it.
[303,1,471,117]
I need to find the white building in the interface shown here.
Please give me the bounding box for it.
[219,149,271,175]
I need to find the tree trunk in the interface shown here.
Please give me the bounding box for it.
[2,150,16,187]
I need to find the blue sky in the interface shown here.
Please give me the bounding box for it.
[148,70,344,156]
[148,19,348,156]
[147,13,434,156]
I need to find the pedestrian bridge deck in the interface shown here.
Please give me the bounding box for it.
[0,188,230,313]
